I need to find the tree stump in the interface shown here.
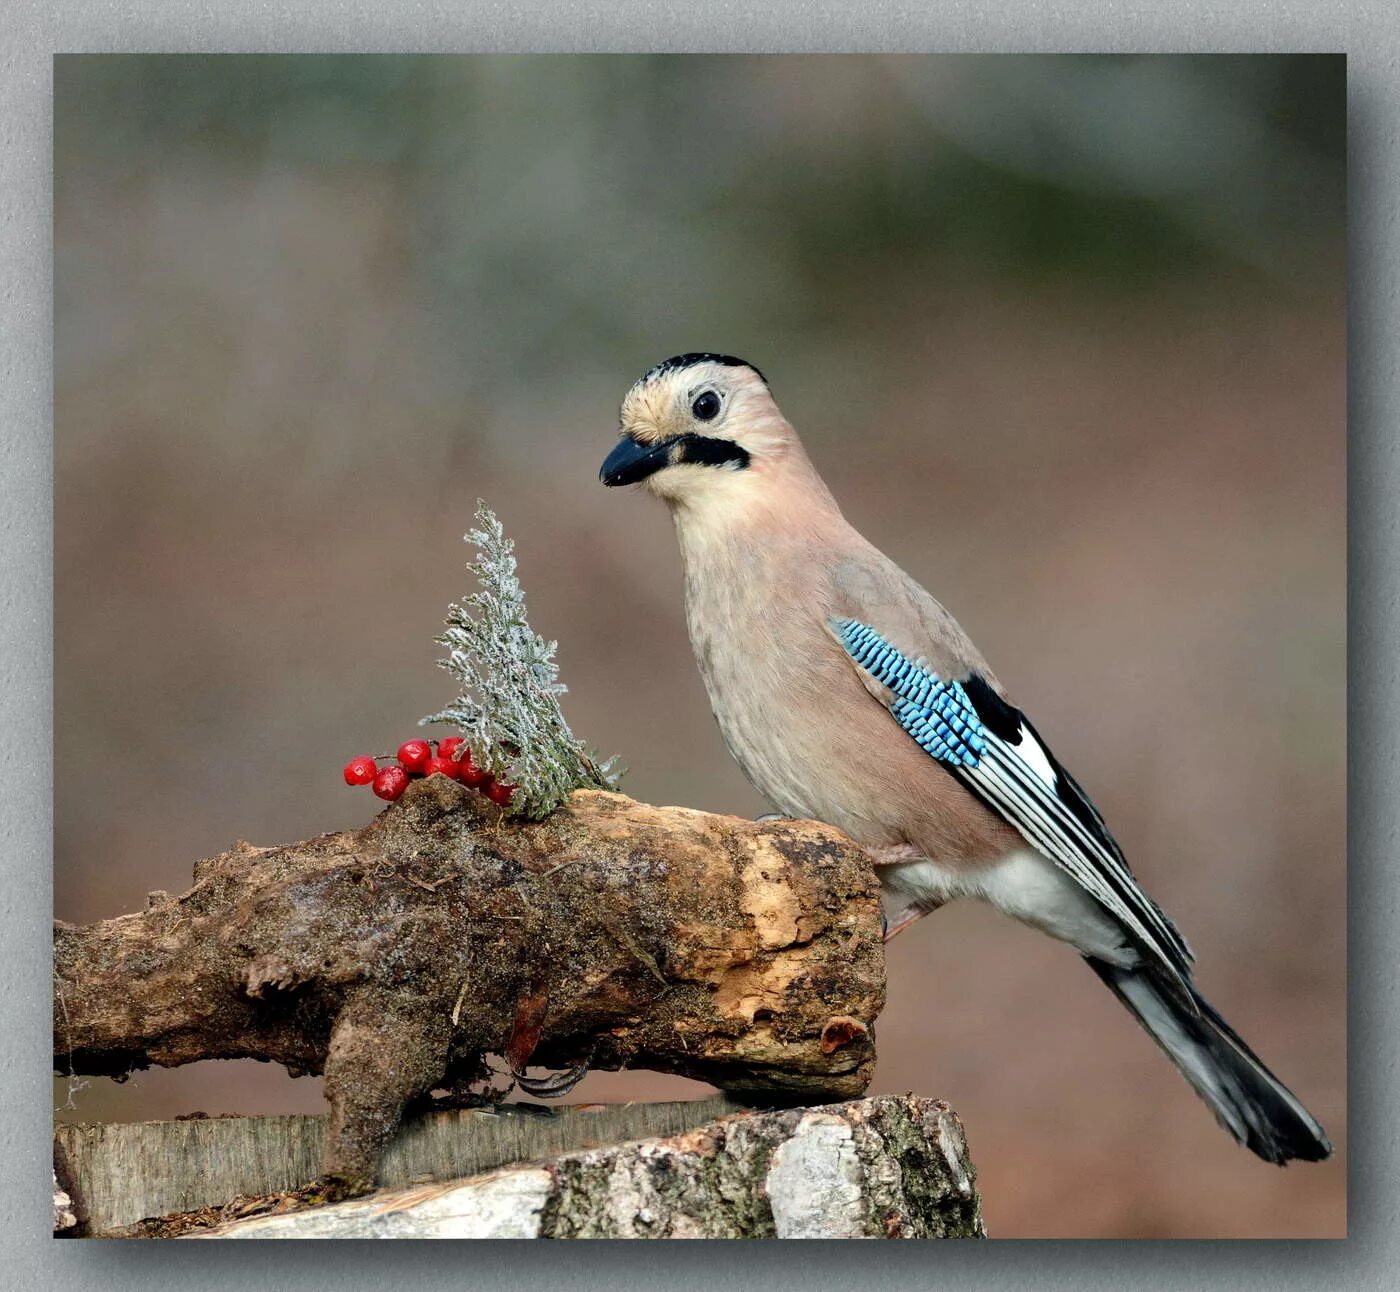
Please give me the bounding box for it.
[62,1097,983,1239]
[58,1098,740,1235]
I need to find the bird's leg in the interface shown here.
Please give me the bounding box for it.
[870,844,947,943]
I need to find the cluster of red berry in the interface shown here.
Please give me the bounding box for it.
[342,738,514,807]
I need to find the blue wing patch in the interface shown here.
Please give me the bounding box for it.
[832,618,986,767]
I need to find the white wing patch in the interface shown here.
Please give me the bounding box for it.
[955,729,1194,998]
[1012,722,1057,787]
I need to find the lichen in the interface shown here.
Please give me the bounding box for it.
[420,501,620,818]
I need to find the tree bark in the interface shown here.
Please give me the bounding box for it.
[175,1097,984,1239]
[53,1171,78,1235]
[54,780,885,1193]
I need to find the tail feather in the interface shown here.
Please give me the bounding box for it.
[1087,958,1332,1165]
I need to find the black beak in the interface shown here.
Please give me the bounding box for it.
[600,435,672,487]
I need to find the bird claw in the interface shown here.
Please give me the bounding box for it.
[882,904,937,943]
[513,1062,591,1098]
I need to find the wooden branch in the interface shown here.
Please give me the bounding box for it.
[68,1097,982,1239]
[54,780,884,1193]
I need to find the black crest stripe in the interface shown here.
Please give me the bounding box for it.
[642,353,768,387]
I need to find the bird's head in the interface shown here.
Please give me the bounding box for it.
[600,354,796,507]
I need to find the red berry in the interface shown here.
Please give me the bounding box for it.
[396,740,432,773]
[457,751,489,788]
[372,764,410,801]
[485,779,515,808]
[343,755,377,786]
[423,756,460,779]
[437,736,465,760]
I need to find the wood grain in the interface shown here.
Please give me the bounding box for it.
[59,1098,741,1235]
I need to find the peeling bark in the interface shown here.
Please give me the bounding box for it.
[186,1096,985,1239]
[54,781,884,1191]
[53,1172,78,1236]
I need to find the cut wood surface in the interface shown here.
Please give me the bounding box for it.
[59,1098,739,1236]
[54,781,884,1190]
[178,1096,984,1239]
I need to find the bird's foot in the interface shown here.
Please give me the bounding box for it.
[881,899,943,943]
[882,909,922,942]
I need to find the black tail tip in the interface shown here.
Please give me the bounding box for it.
[1086,958,1333,1167]
[1249,1122,1333,1166]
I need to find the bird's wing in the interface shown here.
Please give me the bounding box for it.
[829,615,1195,991]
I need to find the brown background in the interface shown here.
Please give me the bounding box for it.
[54,54,1345,1238]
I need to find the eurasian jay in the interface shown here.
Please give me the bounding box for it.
[600,352,1331,1166]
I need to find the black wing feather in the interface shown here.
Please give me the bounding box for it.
[960,674,1194,978]
[830,620,1194,991]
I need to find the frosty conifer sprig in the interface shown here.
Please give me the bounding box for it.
[421,501,619,819]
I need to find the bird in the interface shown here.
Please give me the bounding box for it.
[599,351,1331,1166]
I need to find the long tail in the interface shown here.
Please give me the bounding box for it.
[1087,958,1332,1165]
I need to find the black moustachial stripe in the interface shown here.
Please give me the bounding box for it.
[673,433,750,470]
[642,353,768,387]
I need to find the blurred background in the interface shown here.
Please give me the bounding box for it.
[53,54,1345,1239]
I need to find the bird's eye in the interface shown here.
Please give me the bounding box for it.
[691,390,721,422]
